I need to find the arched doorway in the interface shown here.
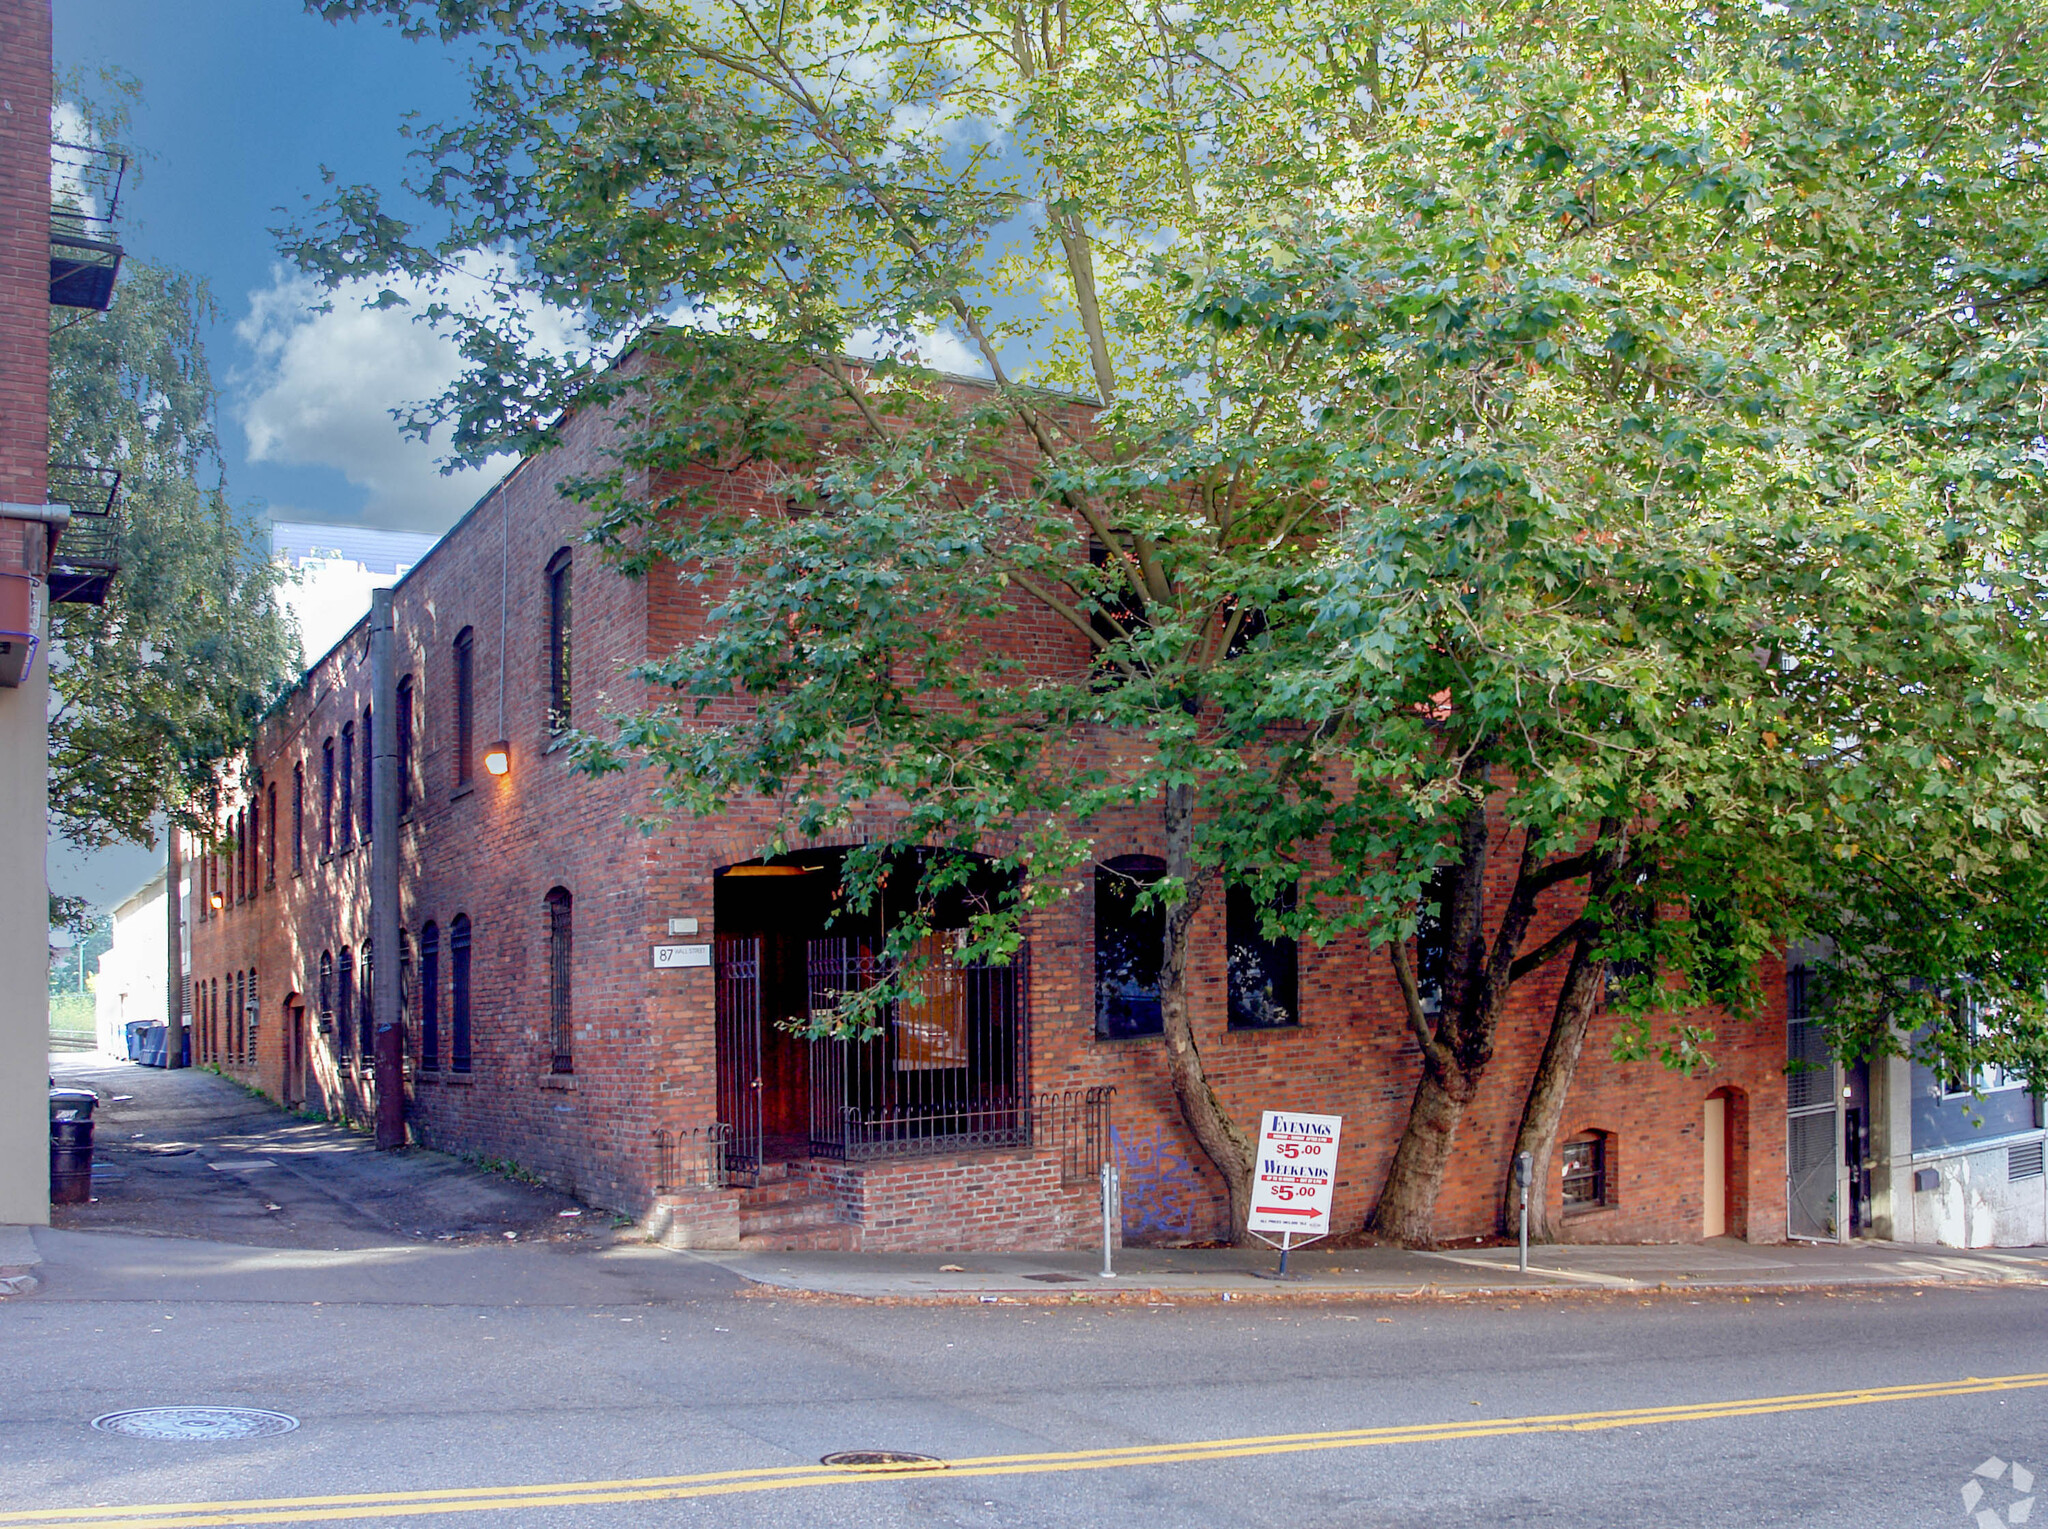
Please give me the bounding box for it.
[1704,1086,1748,1239]
[281,994,306,1109]
[712,847,1025,1182]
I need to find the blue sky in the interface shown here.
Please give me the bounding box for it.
[55,0,513,534]
[52,2,509,909]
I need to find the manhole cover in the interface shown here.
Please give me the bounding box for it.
[92,1408,299,1440]
[819,1451,945,1472]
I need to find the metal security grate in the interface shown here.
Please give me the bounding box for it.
[2010,1140,2045,1182]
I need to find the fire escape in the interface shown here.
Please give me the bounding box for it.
[1,139,126,686]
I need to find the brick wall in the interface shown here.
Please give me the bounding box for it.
[194,364,1791,1249]
[0,0,50,523]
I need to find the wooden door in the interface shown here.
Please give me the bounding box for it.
[1703,1094,1729,1238]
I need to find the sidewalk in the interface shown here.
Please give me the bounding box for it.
[683,1236,2048,1304]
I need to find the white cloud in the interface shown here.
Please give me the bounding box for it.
[232,257,583,531]
[848,323,989,377]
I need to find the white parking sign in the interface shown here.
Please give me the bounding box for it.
[1247,1109,1342,1239]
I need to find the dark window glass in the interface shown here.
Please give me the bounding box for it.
[419,923,440,1071]
[359,938,374,1057]
[338,723,354,851]
[396,675,415,816]
[318,951,332,1024]
[1415,863,1454,1015]
[293,764,305,874]
[1562,1133,1609,1209]
[336,948,354,1060]
[360,706,374,841]
[1095,855,1166,1039]
[265,784,277,887]
[546,550,573,735]
[234,971,244,1061]
[321,739,335,857]
[1227,880,1299,1030]
[450,915,472,1072]
[248,969,259,1059]
[454,628,475,786]
[547,887,573,1074]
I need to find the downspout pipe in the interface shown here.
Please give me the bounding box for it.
[370,588,405,1149]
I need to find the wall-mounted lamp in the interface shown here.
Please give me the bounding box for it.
[483,740,511,778]
[209,892,224,910]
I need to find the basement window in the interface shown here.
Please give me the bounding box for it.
[1562,1131,1612,1212]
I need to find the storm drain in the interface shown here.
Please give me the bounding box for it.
[819,1451,945,1472]
[1023,1273,1087,1284]
[92,1408,299,1440]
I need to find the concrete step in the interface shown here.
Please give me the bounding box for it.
[738,1197,845,1237]
[737,1223,860,1252]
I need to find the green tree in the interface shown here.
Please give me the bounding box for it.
[49,84,298,850]
[290,0,2048,1246]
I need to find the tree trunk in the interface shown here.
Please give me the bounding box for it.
[1504,932,1607,1242]
[1156,780,1256,1237]
[1369,1052,1481,1246]
[1504,829,1627,1241]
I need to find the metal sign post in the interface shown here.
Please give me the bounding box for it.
[1247,1109,1343,1281]
[1514,1151,1532,1274]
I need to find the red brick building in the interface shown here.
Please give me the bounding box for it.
[188,367,1788,1252]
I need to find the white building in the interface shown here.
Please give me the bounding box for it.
[93,867,175,1060]
[272,521,439,664]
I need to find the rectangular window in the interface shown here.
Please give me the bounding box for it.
[336,949,355,1061]
[450,916,472,1072]
[1226,881,1299,1030]
[419,925,440,1071]
[1942,994,2022,1098]
[292,765,305,875]
[1562,1135,1608,1210]
[1095,856,1165,1039]
[546,551,573,735]
[454,628,475,786]
[339,722,355,851]
[265,784,277,887]
[547,888,573,1074]
[396,675,415,817]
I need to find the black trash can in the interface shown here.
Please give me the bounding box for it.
[49,1088,99,1206]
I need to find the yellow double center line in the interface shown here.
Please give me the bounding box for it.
[10,1370,2048,1528]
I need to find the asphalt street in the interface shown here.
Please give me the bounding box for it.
[4,1253,2046,1528]
[8,1061,2045,1528]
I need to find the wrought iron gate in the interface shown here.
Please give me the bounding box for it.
[806,935,1030,1160]
[715,935,763,1186]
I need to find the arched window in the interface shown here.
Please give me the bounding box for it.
[321,737,336,857]
[546,549,573,735]
[292,763,305,874]
[336,948,355,1060]
[318,951,333,1028]
[248,969,259,1061]
[546,887,573,1074]
[235,808,247,904]
[265,783,277,887]
[1095,855,1166,1040]
[338,722,355,852]
[419,922,441,1071]
[454,627,475,786]
[360,705,374,841]
[1226,880,1299,1030]
[399,932,414,1054]
[396,674,415,817]
[359,938,375,1058]
[234,971,246,1062]
[450,914,472,1073]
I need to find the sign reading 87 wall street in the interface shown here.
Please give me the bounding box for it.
[1247,1109,1343,1238]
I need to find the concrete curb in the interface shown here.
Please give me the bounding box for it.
[729,1271,2048,1307]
